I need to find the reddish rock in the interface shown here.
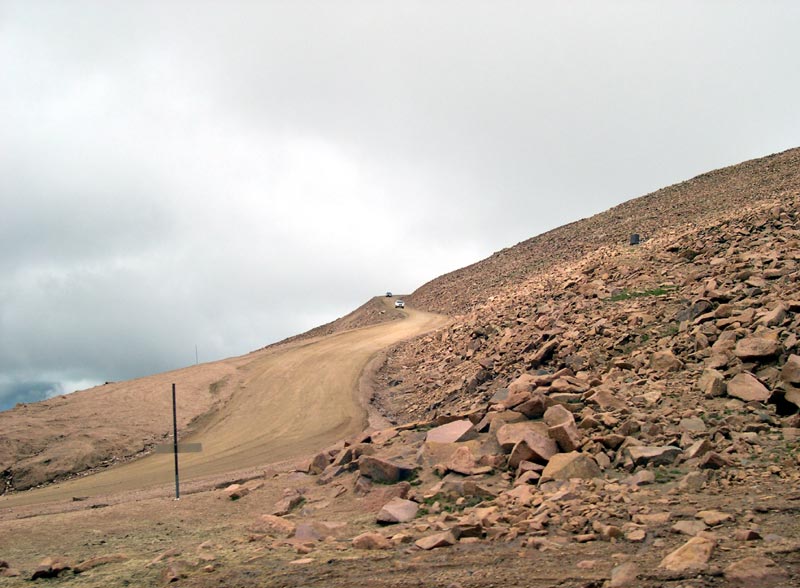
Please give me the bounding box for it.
[358,455,415,484]
[696,510,733,526]
[224,484,250,500]
[73,554,128,574]
[308,452,330,474]
[515,392,547,418]
[585,388,626,410]
[30,557,71,580]
[757,304,787,327]
[415,530,457,550]
[496,421,549,452]
[543,405,582,451]
[272,491,304,515]
[734,337,780,360]
[548,422,582,452]
[650,350,684,372]
[781,354,800,384]
[685,438,714,460]
[0,561,20,578]
[377,497,419,524]
[446,445,479,475]
[352,532,391,550]
[425,419,476,444]
[724,556,789,587]
[727,373,770,402]
[671,520,707,536]
[733,529,762,541]
[698,369,726,397]
[543,404,572,427]
[507,373,537,395]
[658,535,715,571]
[625,445,681,466]
[508,432,558,468]
[699,451,731,469]
[540,452,601,482]
[259,514,296,537]
[609,561,639,587]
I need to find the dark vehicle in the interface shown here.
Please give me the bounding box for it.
[386,291,393,297]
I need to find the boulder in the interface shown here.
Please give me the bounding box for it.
[540,452,601,482]
[308,452,330,474]
[258,514,296,537]
[698,368,726,397]
[223,484,250,500]
[377,498,419,524]
[684,439,714,460]
[515,392,547,418]
[757,304,787,327]
[508,432,558,468]
[272,491,304,516]
[658,535,715,572]
[544,405,582,452]
[496,421,549,452]
[671,520,707,536]
[734,337,780,360]
[781,354,800,384]
[585,388,626,410]
[425,420,476,444]
[724,556,789,587]
[352,532,391,550]
[446,445,478,475]
[727,373,770,402]
[30,558,72,580]
[609,561,639,587]
[696,510,732,526]
[548,421,582,452]
[358,456,415,484]
[415,530,457,550]
[650,350,684,372]
[625,445,681,467]
[507,373,537,395]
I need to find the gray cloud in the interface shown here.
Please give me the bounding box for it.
[1,1,799,410]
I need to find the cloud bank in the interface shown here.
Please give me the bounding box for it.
[1,1,799,410]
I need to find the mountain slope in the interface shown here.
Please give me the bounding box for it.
[377,148,800,421]
[409,147,800,316]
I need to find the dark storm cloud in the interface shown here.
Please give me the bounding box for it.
[1,1,799,410]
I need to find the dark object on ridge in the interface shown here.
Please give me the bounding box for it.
[629,234,640,245]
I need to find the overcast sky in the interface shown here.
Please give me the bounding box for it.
[1,2,799,411]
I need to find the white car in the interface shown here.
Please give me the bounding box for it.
[394,299,405,309]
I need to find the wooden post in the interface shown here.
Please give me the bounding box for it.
[172,383,180,499]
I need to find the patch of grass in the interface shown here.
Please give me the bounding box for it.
[609,286,675,302]
[654,467,682,483]
[417,493,486,516]
[661,323,680,337]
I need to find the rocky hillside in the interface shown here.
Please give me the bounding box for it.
[409,147,800,316]
[379,147,800,422]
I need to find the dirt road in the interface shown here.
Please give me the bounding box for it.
[0,300,448,509]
